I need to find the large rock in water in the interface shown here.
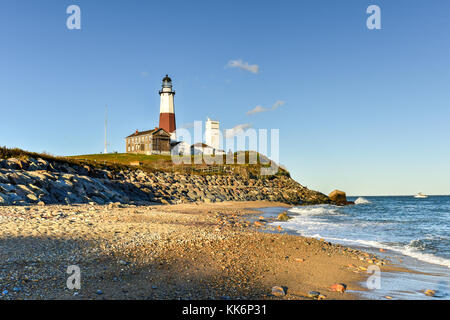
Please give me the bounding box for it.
[329,190,349,205]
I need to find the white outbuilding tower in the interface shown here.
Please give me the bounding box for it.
[159,75,176,140]
[205,117,220,150]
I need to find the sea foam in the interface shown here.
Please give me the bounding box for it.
[288,206,338,216]
[303,235,450,269]
[355,197,371,204]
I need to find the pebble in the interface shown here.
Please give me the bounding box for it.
[308,291,320,298]
[329,283,347,293]
[424,289,435,297]
[271,286,286,297]
[254,221,264,227]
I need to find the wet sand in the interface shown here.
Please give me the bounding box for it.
[0,201,396,300]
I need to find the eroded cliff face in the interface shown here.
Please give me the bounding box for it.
[0,157,330,206]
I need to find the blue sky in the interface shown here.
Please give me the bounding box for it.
[1,0,449,196]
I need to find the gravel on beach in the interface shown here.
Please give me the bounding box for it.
[0,201,390,300]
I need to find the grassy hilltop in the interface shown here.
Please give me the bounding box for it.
[1,147,290,178]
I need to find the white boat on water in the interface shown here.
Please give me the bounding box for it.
[414,192,428,199]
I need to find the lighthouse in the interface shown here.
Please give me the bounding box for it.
[159,74,176,140]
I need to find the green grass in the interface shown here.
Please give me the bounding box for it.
[68,153,173,166]
[69,152,290,178]
[1,146,77,165]
[0,146,133,172]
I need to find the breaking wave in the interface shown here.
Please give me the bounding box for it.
[282,231,450,269]
[278,201,450,269]
[288,206,339,216]
[355,197,371,204]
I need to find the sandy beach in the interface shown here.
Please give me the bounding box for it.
[0,201,394,300]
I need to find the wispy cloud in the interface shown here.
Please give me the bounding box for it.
[246,100,286,115]
[271,100,285,110]
[226,59,260,74]
[247,105,268,115]
[225,123,253,138]
[140,71,149,77]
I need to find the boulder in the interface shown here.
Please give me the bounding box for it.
[27,162,42,171]
[328,190,351,205]
[0,172,10,184]
[6,193,23,204]
[26,193,39,202]
[15,184,35,197]
[4,158,22,170]
[0,183,16,193]
[277,211,291,221]
[8,172,32,185]
[0,193,10,205]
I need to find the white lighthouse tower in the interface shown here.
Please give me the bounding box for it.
[159,74,176,140]
[205,117,220,150]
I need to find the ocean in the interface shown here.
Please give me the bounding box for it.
[263,196,450,300]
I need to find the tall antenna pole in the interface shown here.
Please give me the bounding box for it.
[104,104,108,154]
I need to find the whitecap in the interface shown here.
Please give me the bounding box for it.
[288,205,339,216]
[305,235,450,269]
[355,197,371,204]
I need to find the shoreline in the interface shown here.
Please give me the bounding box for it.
[267,203,449,300]
[0,201,399,300]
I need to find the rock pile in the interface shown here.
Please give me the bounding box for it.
[0,157,330,206]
